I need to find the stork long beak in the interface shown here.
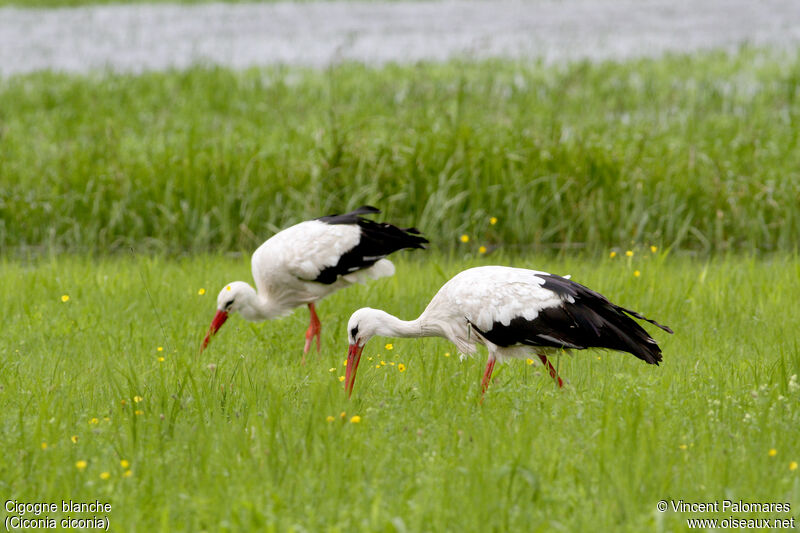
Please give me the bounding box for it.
[345,343,364,397]
[202,310,228,351]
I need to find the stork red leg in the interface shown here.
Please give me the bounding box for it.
[537,354,564,388]
[480,357,497,401]
[303,303,322,358]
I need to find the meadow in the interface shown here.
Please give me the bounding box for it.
[2,47,800,531]
[1,252,798,531]
[2,51,799,256]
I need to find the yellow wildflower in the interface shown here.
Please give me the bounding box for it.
[157,347,163,352]
[478,246,487,254]
[609,251,617,258]
[460,234,469,243]
[340,411,346,419]
[198,288,206,295]
[350,415,361,424]
[679,444,688,450]
[375,364,380,368]
[490,217,498,225]
[526,358,534,365]
[100,472,111,480]
[70,435,78,444]
[398,363,406,372]
[89,418,98,425]
[133,395,143,403]
[790,461,798,471]
[134,410,143,415]
[444,352,450,357]
[123,470,133,478]
[338,376,345,382]
[157,357,165,363]
[120,459,130,469]
[380,361,386,366]
[385,343,393,351]
[625,250,634,257]
[326,415,335,423]
[329,367,336,372]
[75,460,87,471]
[61,294,70,302]
[650,245,658,253]
[41,442,48,450]
[769,449,778,457]
[389,362,395,366]
[634,270,641,277]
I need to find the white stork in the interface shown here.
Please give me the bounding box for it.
[345,266,673,397]
[202,206,427,359]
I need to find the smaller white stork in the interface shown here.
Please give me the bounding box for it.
[202,206,427,359]
[345,266,673,398]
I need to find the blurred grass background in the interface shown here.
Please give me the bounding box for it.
[2,50,798,257]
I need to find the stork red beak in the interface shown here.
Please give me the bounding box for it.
[202,310,228,351]
[345,343,364,397]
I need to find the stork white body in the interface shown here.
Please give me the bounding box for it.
[236,220,396,321]
[202,206,427,358]
[345,266,673,397]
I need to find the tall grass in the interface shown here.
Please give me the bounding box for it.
[0,253,798,531]
[2,50,799,256]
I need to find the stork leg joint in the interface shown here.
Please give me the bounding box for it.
[303,303,322,358]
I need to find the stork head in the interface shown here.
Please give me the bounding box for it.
[201,281,253,351]
[344,307,388,397]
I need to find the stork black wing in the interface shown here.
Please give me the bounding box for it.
[313,206,428,284]
[471,274,672,365]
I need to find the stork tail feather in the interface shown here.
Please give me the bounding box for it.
[618,306,674,334]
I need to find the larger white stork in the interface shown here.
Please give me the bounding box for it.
[345,266,673,397]
[202,206,427,358]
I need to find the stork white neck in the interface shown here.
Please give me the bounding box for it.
[349,308,446,344]
[373,313,427,338]
[238,290,286,322]
[219,282,288,323]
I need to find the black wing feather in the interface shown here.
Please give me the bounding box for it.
[313,206,428,284]
[471,274,672,365]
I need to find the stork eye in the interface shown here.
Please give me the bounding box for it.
[350,325,359,338]
[225,300,234,310]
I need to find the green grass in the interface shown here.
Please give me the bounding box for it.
[2,43,799,530]
[2,50,800,256]
[1,252,798,531]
